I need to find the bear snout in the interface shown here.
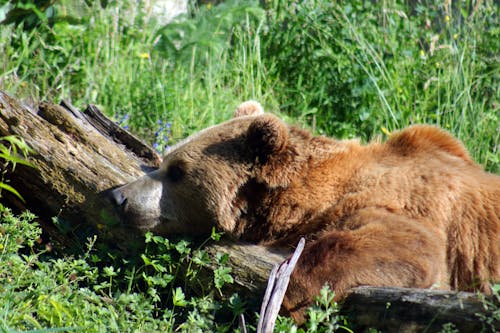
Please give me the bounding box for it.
[107,177,164,231]
[109,187,127,210]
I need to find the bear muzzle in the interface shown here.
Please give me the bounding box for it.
[107,174,165,231]
[108,185,160,230]
[109,186,131,227]
[110,187,127,208]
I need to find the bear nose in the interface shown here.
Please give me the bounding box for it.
[110,188,127,208]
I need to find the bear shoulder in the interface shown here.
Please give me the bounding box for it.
[387,125,473,163]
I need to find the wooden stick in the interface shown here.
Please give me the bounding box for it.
[238,314,247,333]
[257,237,305,333]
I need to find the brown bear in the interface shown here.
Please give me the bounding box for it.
[111,101,499,322]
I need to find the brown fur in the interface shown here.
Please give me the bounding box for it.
[113,102,500,323]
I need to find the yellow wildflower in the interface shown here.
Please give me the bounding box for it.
[444,15,450,23]
[139,52,150,59]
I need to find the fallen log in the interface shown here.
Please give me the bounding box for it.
[343,286,498,333]
[0,90,497,332]
[0,91,160,250]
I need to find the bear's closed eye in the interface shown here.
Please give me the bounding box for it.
[167,164,184,182]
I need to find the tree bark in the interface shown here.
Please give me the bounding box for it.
[0,90,497,332]
[343,286,498,333]
[0,90,161,250]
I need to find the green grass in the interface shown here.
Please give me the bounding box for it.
[0,0,499,331]
[0,206,245,332]
[262,0,499,171]
[1,0,498,169]
[1,0,272,150]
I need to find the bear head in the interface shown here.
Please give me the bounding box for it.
[111,101,298,238]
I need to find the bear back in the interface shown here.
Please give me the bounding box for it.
[387,125,474,164]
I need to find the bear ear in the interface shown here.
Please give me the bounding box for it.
[247,114,288,159]
[233,100,264,118]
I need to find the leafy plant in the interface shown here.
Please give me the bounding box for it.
[274,285,352,333]
[0,207,244,332]
[155,0,264,67]
[262,0,365,138]
[0,135,33,201]
[439,322,459,333]
[0,0,57,29]
[475,284,500,332]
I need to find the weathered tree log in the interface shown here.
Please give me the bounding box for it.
[0,90,497,332]
[343,286,499,332]
[0,91,159,250]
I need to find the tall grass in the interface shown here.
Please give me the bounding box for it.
[333,2,499,170]
[1,0,270,150]
[261,0,498,171]
[1,0,497,169]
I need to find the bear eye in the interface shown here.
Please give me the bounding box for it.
[167,164,184,182]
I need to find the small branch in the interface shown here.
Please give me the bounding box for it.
[257,237,305,333]
[238,314,248,333]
